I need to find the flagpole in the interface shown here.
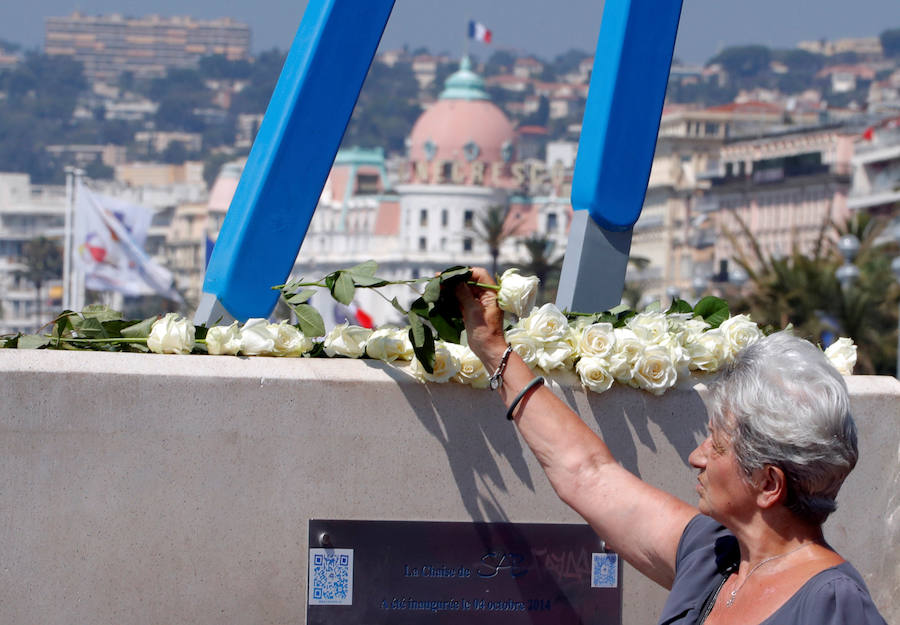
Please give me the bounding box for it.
[63,166,74,310]
[463,15,470,60]
[73,169,86,312]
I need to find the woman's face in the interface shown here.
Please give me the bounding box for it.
[688,421,759,523]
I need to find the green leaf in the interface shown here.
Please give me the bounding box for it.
[121,316,157,339]
[287,289,317,305]
[80,304,123,322]
[345,260,390,287]
[331,271,355,305]
[74,316,107,339]
[423,277,441,303]
[1,333,21,348]
[407,310,425,346]
[408,320,435,374]
[428,307,464,344]
[596,313,618,325]
[390,297,406,315]
[17,334,51,349]
[613,309,636,328]
[51,313,77,345]
[408,296,431,318]
[439,266,472,282]
[294,304,326,337]
[667,299,694,315]
[347,260,378,278]
[693,296,730,328]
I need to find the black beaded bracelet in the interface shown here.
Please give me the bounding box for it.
[505,376,545,421]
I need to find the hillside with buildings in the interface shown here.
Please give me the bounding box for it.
[1,15,899,372]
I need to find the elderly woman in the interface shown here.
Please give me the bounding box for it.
[456,267,886,625]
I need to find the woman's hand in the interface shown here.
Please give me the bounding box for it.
[454,267,508,370]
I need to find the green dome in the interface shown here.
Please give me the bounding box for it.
[439,56,489,101]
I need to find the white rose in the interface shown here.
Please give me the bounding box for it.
[205,322,241,355]
[536,339,575,371]
[409,341,460,383]
[447,343,490,388]
[269,321,314,357]
[519,303,570,342]
[626,311,669,344]
[365,327,414,362]
[239,318,275,355]
[824,337,857,376]
[323,322,372,358]
[497,268,540,318]
[506,327,541,367]
[670,316,709,345]
[719,314,763,357]
[657,333,691,376]
[578,322,616,358]
[576,356,615,394]
[147,313,195,355]
[609,328,643,385]
[686,328,729,372]
[632,344,678,395]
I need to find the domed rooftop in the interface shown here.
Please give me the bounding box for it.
[408,57,516,166]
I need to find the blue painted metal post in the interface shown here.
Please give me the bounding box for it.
[196,0,396,324]
[556,0,683,313]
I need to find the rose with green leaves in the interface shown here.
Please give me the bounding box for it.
[148,313,195,355]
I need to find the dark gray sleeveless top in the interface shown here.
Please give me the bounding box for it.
[657,515,887,625]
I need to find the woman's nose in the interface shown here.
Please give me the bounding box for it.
[688,437,708,469]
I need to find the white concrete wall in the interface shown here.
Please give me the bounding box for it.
[1,351,897,624]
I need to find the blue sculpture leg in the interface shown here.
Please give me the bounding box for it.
[556,0,683,313]
[196,0,396,324]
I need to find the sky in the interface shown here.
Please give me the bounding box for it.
[0,1,898,65]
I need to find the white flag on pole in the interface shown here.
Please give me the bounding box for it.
[72,181,182,302]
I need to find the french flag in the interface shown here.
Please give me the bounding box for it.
[468,20,492,44]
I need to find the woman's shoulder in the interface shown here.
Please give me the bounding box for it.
[782,562,887,625]
[675,514,738,574]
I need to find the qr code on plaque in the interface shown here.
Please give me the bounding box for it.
[308,548,353,605]
[591,552,618,588]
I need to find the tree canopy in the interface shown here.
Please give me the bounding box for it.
[881,28,900,58]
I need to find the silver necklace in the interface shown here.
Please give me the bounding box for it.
[725,543,814,608]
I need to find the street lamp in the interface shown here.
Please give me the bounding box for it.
[836,234,861,290]
[892,256,900,379]
[729,265,748,290]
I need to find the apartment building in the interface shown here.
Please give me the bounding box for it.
[45,12,250,82]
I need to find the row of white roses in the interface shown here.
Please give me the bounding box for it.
[147,303,857,395]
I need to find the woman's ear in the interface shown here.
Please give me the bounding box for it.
[755,465,788,509]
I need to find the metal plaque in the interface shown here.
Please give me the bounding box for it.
[307,520,621,624]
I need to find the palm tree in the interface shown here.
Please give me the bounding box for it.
[724,211,899,374]
[17,236,63,332]
[519,235,564,303]
[470,203,521,277]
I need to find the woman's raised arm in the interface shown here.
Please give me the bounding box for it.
[456,267,698,589]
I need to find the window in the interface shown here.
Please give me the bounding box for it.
[441,209,448,227]
[547,213,558,233]
[463,237,473,252]
[356,173,379,195]
[463,210,474,229]
[419,209,428,227]
[418,236,427,251]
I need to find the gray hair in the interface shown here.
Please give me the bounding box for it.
[707,331,858,525]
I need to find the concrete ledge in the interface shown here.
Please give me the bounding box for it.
[1,351,897,624]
